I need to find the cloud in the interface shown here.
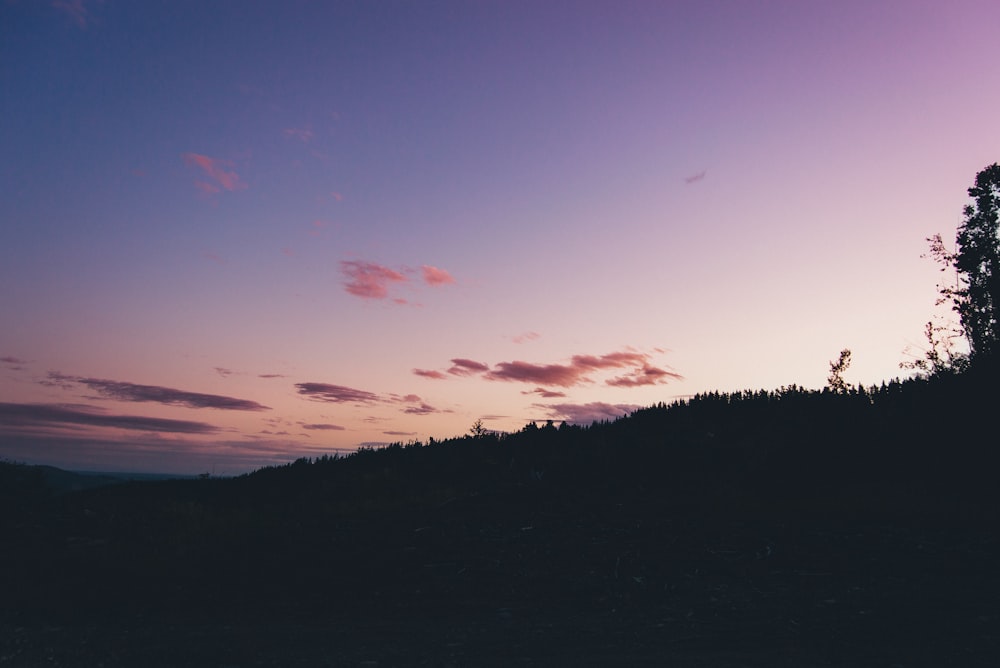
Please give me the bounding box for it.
[684,170,707,184]
[214,367,235,378]
[485,350,682,388]
[1,356,28,370]
[421,265,455,286]
[511,331,541,344]
[402,402,440,415]
[301,423,346,431]
[40,371,80,390]
[413,368,448,380]
[486,360,583,387]
[388,393,447,416]
[295,383,380,404]
[331,192,344,202]
[536,402,640,425]
[182,153,247,192]
[341,261,407,299]
[72,377,270,411]
[606,364,683,387]
[283,127,314,142]
[448,358,490,377]
[0,402,218,434]
[383,430,417,437]
[258,373,287,379]
[522,387,567,398]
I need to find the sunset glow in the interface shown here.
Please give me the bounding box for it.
[2,1,999,473]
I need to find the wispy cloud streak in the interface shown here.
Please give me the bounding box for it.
[47,375,270,411]
[295,383,380,404]
[182,153,247,192]
[341,261,407,299]
[0,402,218,434]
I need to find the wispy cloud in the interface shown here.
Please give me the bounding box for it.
[419,349,681,389]
[283,127,314,142]
[389,394,445,416]
[214,367,236,378]
[295,383,380,404]
[1,356,28,370]
[258,373,287,379]
[182,153,247,192]
[487,351,681,388]
[49,375,270,411]
[413,368,448,380]
[511,331,541,344]
[384,430,417,437]
[535,402,640,425]
[522,387,567,398]
[341,261,407,300]
[606,364,682,387]
[684,170,707,184]
[421,265,455,286]
[0,402,219,434]
[448,358,490,377]
[301,423,346,431]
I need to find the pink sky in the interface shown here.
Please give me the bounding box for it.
[1,1,999,473]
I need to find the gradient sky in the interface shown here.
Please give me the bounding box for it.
[2,0,999,474]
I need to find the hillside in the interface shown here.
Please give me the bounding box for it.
[2,368,999,666]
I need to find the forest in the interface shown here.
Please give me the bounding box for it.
[2,165,1000,666]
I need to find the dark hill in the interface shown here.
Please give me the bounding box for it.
[2,370,998,666]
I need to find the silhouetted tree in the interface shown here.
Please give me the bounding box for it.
[827,348,852,393]
[929,163,1000,360]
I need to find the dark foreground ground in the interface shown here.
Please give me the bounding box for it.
[3,465,999,667]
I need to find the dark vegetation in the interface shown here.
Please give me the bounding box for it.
[2,166,999,665]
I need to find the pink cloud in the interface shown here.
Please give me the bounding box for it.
[684,170,707,184]
[487,360,583,387]
[182,153,247,192]
[331,192,344,202]
[301,423,345,431]
[341,261,408,299]
[295,382,379,404]
[606,364,683,387]
[413,369,447,380]
[281,247,295,257]
[522,387,567,398]
[537,402,641,424]
[402,402,440,415]
[421,265,455,286]
[448,358,490,377]
[511,331,541,344]
[484,349,682,388]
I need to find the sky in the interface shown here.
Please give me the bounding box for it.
[2,0,999,474]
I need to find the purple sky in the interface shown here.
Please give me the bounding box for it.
[2,0,999,473]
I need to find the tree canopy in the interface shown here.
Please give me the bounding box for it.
[929,163,1000,362]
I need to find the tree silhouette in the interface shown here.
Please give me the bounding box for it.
[929,163,1000,361]
[827,348,852,393]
